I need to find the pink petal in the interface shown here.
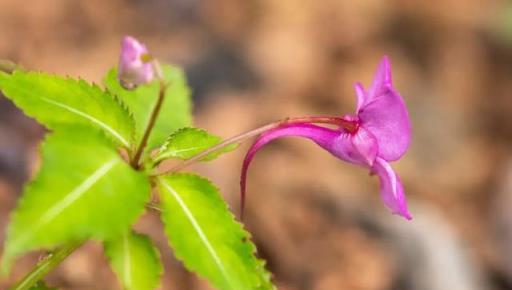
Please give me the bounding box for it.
[350,126,378,167]
[354,82,367,112]
[358,86,411,161]
[372,157,411,220]
[366,56,392,103]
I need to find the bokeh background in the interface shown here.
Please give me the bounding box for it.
[1,0,512,289]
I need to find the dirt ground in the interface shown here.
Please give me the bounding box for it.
[1,1,512,289]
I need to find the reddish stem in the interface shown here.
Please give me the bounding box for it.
[130,81,167,169]
[154,115,351,175]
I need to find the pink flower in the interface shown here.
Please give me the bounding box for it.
[241,56,412,219]
[118,36,154,89]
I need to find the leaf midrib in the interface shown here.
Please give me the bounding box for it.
[159,145,213,160]
[160,179,234,289]
[40,97,130,147]
[123,233,133,288]
[13,159,120,246]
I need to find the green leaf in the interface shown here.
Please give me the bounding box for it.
[154,128,238,164]
[104,231,163,290]
[0,70,134,148]
[104,65,192,151]
[157,174,274,290]
[2,128,151,271]
[29,281,57,290]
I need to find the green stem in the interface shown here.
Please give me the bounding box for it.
[130,60,167,169]
[130,80,167,169]
[10,241,83,290]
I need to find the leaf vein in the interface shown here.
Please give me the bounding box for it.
[123,233,132,288]
[40,97,130,147]
[15,159,120,246]
[160,180,234,289]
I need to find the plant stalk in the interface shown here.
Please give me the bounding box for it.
[130,60,167,169]
[130,81,167,169]
[155,115,347,175]
[10,241,83,290]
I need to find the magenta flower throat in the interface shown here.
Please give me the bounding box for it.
[241,56,412,220]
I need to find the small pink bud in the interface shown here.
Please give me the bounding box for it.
[118,36,154,90]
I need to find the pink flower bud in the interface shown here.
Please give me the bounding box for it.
[118,36,154,89]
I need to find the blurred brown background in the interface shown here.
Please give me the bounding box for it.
[1,0,512,289]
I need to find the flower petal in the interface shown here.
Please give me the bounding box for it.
[354,82,367,112]
[358,86,411,161]
[350,127,378,166]
[372,157,411,220]
[366,56,392,104]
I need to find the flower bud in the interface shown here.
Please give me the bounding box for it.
[118,36,154,90]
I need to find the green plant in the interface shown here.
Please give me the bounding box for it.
[0,36,412,290]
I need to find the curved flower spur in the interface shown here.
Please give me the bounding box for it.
[241,56,412,220]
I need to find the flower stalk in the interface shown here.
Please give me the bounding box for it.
[153,115,349,174]
[130,78,167,169]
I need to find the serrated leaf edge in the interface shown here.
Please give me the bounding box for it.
[76,77,136,148]
[158,176,234,289]
[155,127,223,162]
[158,127,206,151]
[8,158,120,253]
[158,173,274,290]
[0,71,135,148]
